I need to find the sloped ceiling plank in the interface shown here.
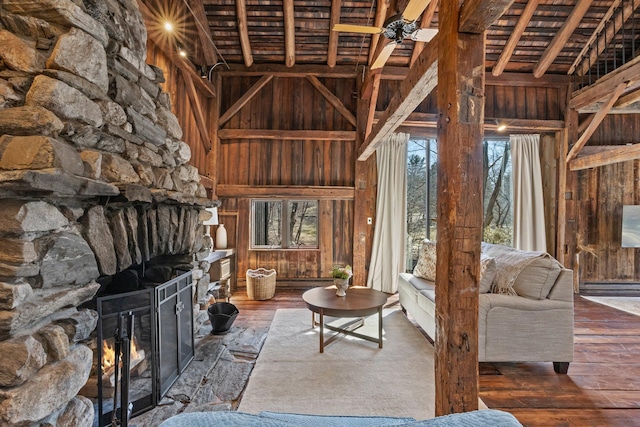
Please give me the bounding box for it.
[187,0,218,65]
[459,0,516,33]
[218,75,273,127]
[567,82,626,162]
[236,0,253,67]
[491,0,539,76]
[137,0,217,98]
[533,0,593,78]
[182,69,212,151]
[306,76,357,127]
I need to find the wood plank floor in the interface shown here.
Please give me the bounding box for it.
[229,289,640,426]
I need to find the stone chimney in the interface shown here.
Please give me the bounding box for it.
[0,0,215,425]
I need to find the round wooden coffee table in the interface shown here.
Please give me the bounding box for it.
[302,286,388,353]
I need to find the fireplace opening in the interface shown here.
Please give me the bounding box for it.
[85,265,194,427]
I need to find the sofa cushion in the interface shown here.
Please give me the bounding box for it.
[512,256,562,300]
[482,242,562,300]
[413,240,436,281]
[479,255,497,294]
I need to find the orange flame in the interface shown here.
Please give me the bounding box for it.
[102,336,142,371]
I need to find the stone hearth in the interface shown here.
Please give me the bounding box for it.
[0,1,218,425]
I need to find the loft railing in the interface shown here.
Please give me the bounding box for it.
[572,0,640,90]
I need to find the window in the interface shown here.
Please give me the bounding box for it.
[406,138,512,271]
[251,200,318,249]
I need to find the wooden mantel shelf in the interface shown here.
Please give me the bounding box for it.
[216,185,355,200]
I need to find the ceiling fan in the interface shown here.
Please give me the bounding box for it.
[332,0,437,69]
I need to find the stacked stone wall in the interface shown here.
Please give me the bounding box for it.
[0,0,216,425]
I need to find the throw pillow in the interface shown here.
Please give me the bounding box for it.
[413,240,437,281]
[479,255,497,294]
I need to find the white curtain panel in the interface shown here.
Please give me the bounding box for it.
[510,134,547,252]
[367,132,409,293]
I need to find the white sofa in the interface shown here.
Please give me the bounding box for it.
[398,241,574,374]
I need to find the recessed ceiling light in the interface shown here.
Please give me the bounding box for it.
[164,21,174,32]
[178,49,187,58]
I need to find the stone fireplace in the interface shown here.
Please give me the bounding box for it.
[0,0,219,425]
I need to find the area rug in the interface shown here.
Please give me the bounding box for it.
[581,296,640,317]
[237,308,435,420]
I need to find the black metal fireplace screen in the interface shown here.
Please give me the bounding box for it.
[96,271,194,427]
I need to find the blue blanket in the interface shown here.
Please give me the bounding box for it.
[159,409,523,427]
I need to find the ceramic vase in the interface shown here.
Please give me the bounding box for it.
[216,224,228,249]
[334,278,349,297]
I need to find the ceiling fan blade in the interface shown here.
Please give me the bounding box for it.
[370,41,398,69]
[410,28,438,42]
[332,24,384,34]
[402,0,432,23]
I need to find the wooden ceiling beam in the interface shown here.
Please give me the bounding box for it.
[283,0,295,67]
[137,0,217,98]
[218,75,273,127]
[218,129,356,141]
[327,0,343,68]
[372,112,565,131]
[491,0,540,76]
[217,184,355,199]
[358,36,439,161]
[218,64,359,78]
[236,0,254,67]
[187,0,218,65]
[459,0,516,33]
[567,82,626,162]
[410,0,438,67]
[182,69,212,151]
[306,76,356,127]
[569,144,640,171]
[533,0,593,78]
[365,74,382,138]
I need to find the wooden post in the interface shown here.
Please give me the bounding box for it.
[434,0,484,416]
[352,74,376,287]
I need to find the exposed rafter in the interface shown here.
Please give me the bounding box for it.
[327,0,343,67]
[492,0,539,76]
[459,0,516,33]
[236,0,253,67]
[533,0,593,78]
[368,0,392,66]
[283,0,295,67]
[219,129,356,141]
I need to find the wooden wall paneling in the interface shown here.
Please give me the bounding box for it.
[525,86,538,119]
[485,85,495,118]
[620,160,636,279]
[541,134,558,256]
[548,87,560,121]
[493,85,505,117]
[515,86,526,118]
[236,199,250,284]
[635,160,640,280]
[504,84,516,118]
[320,200,334,278]
[536,87,548,119]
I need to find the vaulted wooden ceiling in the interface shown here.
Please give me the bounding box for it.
[140,0,640,79]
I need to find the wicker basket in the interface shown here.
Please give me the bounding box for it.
[246,268,277,300]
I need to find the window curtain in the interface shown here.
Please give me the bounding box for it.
[367,132,409,293]
[510,134,546,251]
